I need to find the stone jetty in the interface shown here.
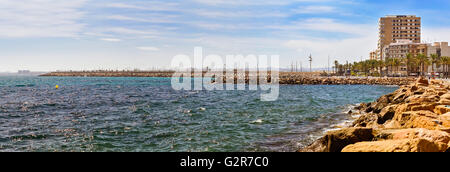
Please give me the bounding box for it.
[40,71,416,85]
[299,77,450,152]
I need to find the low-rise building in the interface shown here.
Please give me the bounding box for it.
[427,42,450,73]
[369,50,378,60]
[382,39,429,76]
[382,41,450,76]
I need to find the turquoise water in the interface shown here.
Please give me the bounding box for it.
[0,76,398,152]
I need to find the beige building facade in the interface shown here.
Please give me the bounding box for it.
[378,15,421,61]
[427,42,450,73]
[383,39,428,76]
[370,50,378,60]
[382,41,450,75]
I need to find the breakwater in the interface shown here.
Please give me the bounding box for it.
[40,71,416,85]
[299,77,450,152]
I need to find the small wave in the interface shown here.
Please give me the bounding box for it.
[250,119,263,124]
[15,84,35,87]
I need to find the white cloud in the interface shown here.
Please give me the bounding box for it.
[107,27,158,36]
[100,38,121,42]
[190,9,288,18]
[137,47,160,51]
[294,6,336,14]
[271,18,374,36]
[284,33,378,64]
[191,0,332,6]
[0,0,87,38]
[106,2,178,11]
[422,27,450,43]
[280,18,379,63]
[105,15,179,23]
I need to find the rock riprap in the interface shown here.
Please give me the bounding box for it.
[300,77,450,152]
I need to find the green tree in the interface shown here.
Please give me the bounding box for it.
[416,54,429,76]
[384,57,393,76]
[334,60,339,75]
[430,54,440,74]
[441,56,450,78]
[392,58,401,76]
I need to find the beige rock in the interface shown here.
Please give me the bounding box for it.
[342,139,444,152]
[434,105,450,115]
[430,79,443,85]
[440,113,450,128]
[439,99,450,105]
[299,128,374,152]
[394,103,435,119]
[395,110,440,130]
[410,103,437,112]
[383,120,401,129]
[353,113,378,127]
[440,93,450,100]
[378,105,397,124]
[394,103,412,118]
[416,77,429,86]
[391,128,450,151]
[405,95,439,104]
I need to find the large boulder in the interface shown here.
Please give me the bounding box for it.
[342,139,445,152]
[353,113,379,128]
[377,105,397,124]
[299,128,374,152]
[391,128,450,151]
[394,103,436,119]
[370,94,393,113]
[405,95,439,104]
[416,77,429,87]
[440,93,450,100]
[439,99,450,105]
[440,112,450,128]
[392,92,407,104]
[394,110,440,130]
[434,105,450,115]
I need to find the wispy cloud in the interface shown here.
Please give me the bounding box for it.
[2,0,450,72]
[0,0,87,38]
[270,18,374,36]
[191,0,331,6]
[137,46,160,51]
[100,38,121,42]
[293,6,336,14]
[105,2,179,11]
[107,27,158,36]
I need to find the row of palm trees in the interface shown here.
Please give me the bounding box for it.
[333,53,450,78]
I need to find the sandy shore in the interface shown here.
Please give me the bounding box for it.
[299,77,450,152]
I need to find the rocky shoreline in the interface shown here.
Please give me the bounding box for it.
[299,77,450,152]
[40,71,415,85]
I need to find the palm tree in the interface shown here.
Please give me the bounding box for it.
[405,53,414,76]
[392,58,401,76]
[334,60,339,75]
[378,60,384,77]
[416,54,429,76]
[430,54,440,74]
[441,56,450,79]
[384,57,391,76]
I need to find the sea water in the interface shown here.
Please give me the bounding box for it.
[0,76,398,152]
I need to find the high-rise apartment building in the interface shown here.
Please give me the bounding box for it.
[377,15,421,60]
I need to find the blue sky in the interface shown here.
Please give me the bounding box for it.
[1,0,450,72]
